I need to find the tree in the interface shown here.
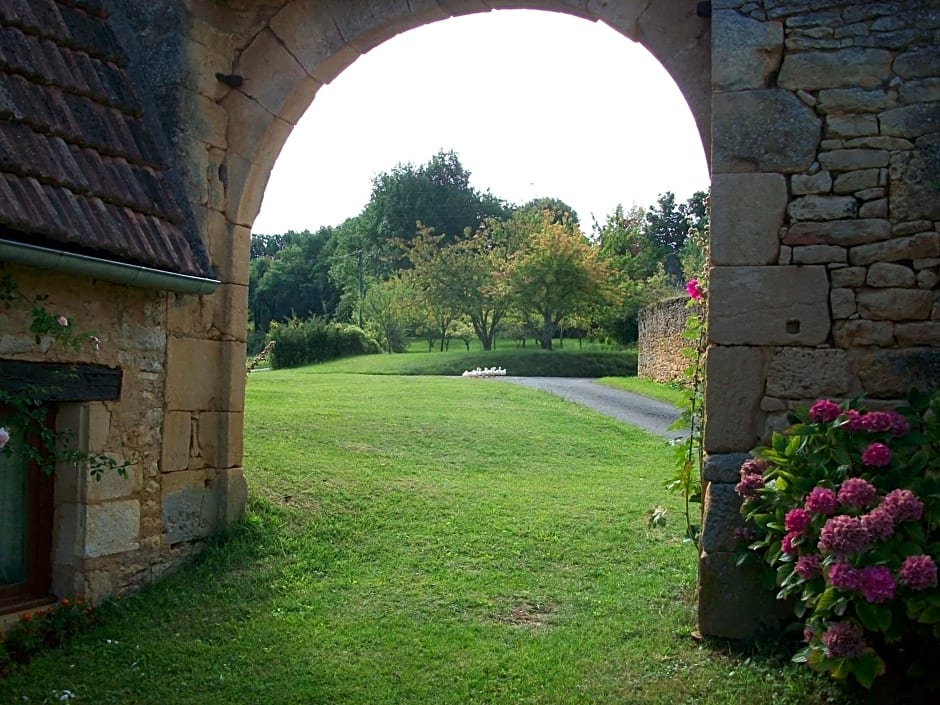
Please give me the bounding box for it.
[360,275,415,353]
[508,213,613,351]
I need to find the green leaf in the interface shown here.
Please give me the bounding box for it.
[815,587,839,613]
[847,651,886,689]
[855,601,891,633]
[917,605,940,624]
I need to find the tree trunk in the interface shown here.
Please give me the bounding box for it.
[541,309,553,350]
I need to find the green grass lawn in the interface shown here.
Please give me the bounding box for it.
[595,377,687,407]
[0,372,856,704]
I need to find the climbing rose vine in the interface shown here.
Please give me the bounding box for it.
[736,391,940,689]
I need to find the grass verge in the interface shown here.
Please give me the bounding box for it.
[595,376,686,407]
[0,373,856,704]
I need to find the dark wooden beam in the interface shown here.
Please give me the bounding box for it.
[0,360,122,402]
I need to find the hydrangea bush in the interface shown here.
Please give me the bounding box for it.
[736,390,940,688]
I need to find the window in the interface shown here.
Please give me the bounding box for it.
[0,407,54,613]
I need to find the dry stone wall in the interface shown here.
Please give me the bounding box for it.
[638,296,689,382]
[702,0,940,638]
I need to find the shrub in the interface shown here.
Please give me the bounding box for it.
[736,390,940,689]
[267,317,381,369]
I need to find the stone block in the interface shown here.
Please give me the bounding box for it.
[856,188,885,201]
[844,136,914,151]
[900,78,940,105]
[853,348,940,397]
[165,337,247,412]
[895,322,940,346]
[833,320,895,348]
[701,482,748,554]
[867,263,916,288]
[766,348,852,399]
[212,466,248,529]
[791,171,831,195]
[204,211,251,287]
[704,345,766,453]
[787,195,857,221]
[85,500,140,557]
[233,28,311,121]
[167,283,248,342]
[832,169,879,194]
[712,11,783,91]
[708,266,831,346]
[830,287,856,318]
[893,47,940,79]
[817,88,895,114]
[779,48,892,90]
[269,0,360,84]
[712,90,820,173]
[819,149,889,171]
[858,199,887,218]
[161,410,192,473]
[856,289,933,321]
[919,270,939,289]
[697,550,791,639]
[190,411,244,470]
[703,452,752,484]
[784,219,890,247]
[87,463,142,502]
[889,134,940,221]
[880,103,940,140]
[792,245,846,265]
[162,470,217,544]
[830,266,866,288]
[826,114,877,139]
[849,232,940,266]
[710,173,786,265]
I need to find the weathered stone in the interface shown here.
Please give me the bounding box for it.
[703,452,752,484]
[709,266,831,346]
[830,266,867,288]
[162,471,218,544]
[712,90,821,173]
[853,348,940,397]
[704,345,766,453]
[211,466,248,529]
[766,348,852,399]
[760,396,787,412]
[819,149,890,171]
[880,103,940,139]
[779,49,891,90]
[779,245,792,265]
[697,551,791,639]
[712,11,783,91]
[85,500,141,558]
[161,410,192,473]
[826,114,877,138]
[895,322,940,346]
[791,171,832,195]
[918,270,940,289]
[889,134,940,221]
[833,320,895,348]
[820,139,843,151]
[900,78,940,105]
[787,195,857,221]
[844,136,914,151]
[165,337,247,412]
[832,169,879,193]
[784,219,890,246]
[901,221,938,235]
[856,289,933,321]
[856,188,885,201]
[701,483,748,553]
[817,88,896,114]
[711,173,786,265]
[830,287,857,318]
[893,46,940,79]
[190,411,244,470]
[792,244,847,264]
[859,198,888,218]
[849,232,940,266]
[87,464,143,503]
[915,257,940,268]
[867,262,916,288]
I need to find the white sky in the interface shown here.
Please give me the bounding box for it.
[252,9,710,235]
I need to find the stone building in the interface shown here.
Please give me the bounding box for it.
[1,0,938,640]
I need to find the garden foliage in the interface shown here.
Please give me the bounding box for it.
[267,317,381,369]
[737,391,940,689]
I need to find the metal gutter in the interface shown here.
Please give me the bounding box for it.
[0,239,221,295]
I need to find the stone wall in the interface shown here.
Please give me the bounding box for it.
[701,0,940,638]
[638,296,689,382]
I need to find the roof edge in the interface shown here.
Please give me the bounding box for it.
[0,238,221,295]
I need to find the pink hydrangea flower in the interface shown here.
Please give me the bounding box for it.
[795,554,822,580]
[861,442,891,468]
[735,470,765,499]
[859,565,895,604]
[899,555,938,591]
[818,515,870,557]
[837,477,878,509]
[886,411,909,436]
[782,531,801,556]
[740,457,768,475]
[842,409,866,431]
[822,621,866,659]
[809,399,841,423]
[883,489,924,523]
[861,506,895,541]
[785,508,812,534]
[827,562,861,591]
[805,486,838,515]
[0,426,9,449]
[686,279,704,300]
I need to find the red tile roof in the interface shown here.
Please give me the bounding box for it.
[0,0,215,280]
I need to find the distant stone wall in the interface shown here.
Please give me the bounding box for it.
[638,297,689,382]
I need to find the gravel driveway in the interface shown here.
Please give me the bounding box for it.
[494,377,686,440]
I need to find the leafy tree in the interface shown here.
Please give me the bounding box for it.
[508,213,613,350]
[515,197,580,228]
[360,275,415,353]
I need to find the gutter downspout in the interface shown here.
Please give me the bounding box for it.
[0,239,221,295]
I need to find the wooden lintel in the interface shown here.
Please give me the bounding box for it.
[0,360,122,402]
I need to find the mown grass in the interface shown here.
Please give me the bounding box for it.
[0,373,858,704]
[595,377,686,407]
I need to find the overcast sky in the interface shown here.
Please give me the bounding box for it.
[251,9,710,235]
